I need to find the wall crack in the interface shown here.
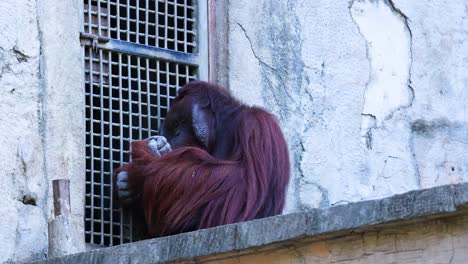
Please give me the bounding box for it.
[12,46,31,63]
[236,23,293,100]
[297,135,330,209]
[350,0,414,149]
[294,138,307,210]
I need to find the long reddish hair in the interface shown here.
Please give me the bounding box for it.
[117,82,290,237]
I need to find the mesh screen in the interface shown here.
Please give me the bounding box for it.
[83,0,200,246]
[84,0,196,53]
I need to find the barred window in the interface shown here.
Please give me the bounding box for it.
[82,0,208,247]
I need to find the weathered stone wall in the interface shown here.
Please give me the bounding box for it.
[224,0,468,212]
[0,0,84,263]
[0,1,47,262]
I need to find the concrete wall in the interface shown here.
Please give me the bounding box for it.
[0,0,84,263]
[0,1,47,262]
[223,0,468,213]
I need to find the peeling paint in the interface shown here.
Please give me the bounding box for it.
[229,0,467,213]
[350,0,413,147]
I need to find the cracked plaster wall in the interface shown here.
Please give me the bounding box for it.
[0,0,84,263]
[226,0,468,213]
[0,1,47,262]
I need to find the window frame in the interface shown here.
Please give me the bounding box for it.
[80,0,211,247]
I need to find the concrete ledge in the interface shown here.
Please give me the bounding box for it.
[31,183,468,264]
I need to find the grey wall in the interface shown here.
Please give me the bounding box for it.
[0,1,47,262]
[0,0,84,262]
[222,0,468,213]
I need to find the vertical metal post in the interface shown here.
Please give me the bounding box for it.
[146,58,151,134]
[145,0,149,46]
[99,48,105,245]
[136,0,140,44]
[164,1,168,49]
[174,0,178,51]
[156,60,161,131]
[155,0,159,47]
[89,47,95,244]
[108,51,114,244]
[137,57,143,139]
[208,0,216,82]
[197,0,209,80]
[117,52,125,244]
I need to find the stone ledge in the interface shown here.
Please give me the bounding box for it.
[31,183,468,264]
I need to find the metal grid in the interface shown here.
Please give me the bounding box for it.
[84,48,196,246]
[84,0,196,53]
[83,0,204,247]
